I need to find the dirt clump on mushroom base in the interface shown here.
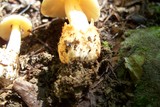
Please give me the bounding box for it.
[51,61,99,103]
[58,22,101,63]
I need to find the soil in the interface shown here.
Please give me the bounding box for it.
[0,0,159,107]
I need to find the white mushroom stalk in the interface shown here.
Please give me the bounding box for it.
[65,0,89,31]
[6,25,21,55]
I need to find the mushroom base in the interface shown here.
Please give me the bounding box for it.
[58,22,101,63]
[0,48,19,80]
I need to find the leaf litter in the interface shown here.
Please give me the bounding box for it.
[0,0,159,107]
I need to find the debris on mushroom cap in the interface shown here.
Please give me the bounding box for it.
[58,21,101,63]
[41,0,100,21]
[0,15,32,41]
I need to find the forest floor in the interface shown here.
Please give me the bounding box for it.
[0,0,159,107]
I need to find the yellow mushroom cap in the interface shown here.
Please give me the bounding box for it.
[80,0,100,21]
[41,0,100,21]
[0,15,32,41]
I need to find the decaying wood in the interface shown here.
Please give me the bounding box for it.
[13,78,42,107]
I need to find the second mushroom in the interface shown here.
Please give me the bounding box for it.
[41,0,101,63]
[0,15,32,79]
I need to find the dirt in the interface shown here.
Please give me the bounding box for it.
[0,0,159,107]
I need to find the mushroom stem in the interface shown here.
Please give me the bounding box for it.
[65,0,89,31]
[6,25,21,55]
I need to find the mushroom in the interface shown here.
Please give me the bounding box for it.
[0,15,32,79]
[41,0,101,63]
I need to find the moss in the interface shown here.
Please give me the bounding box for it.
[148,4,160,24]
[119,27,160,107]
